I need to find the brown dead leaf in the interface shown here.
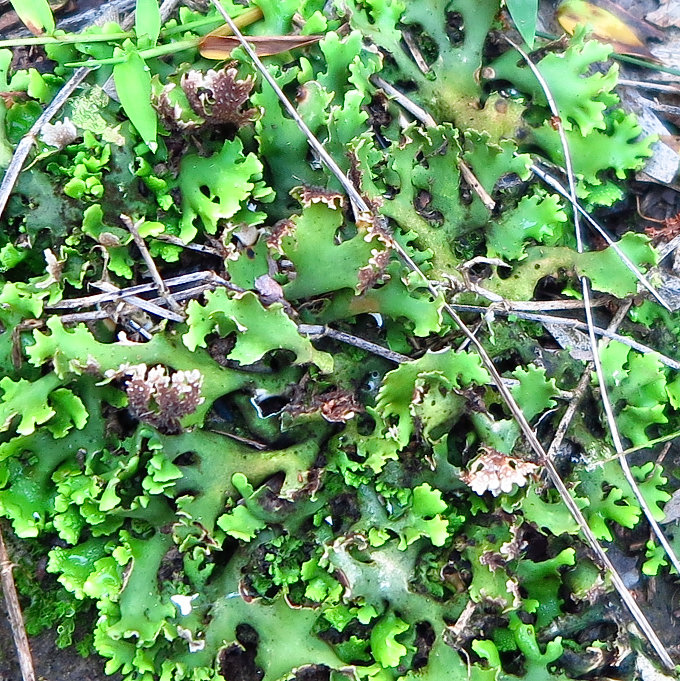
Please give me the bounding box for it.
[199,34,322,60]
[557,0,661,61]
[647,0,680,30]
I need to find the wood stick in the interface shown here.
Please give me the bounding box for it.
[0,523,36,681]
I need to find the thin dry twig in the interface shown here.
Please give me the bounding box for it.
[617,79,680,94]
[205,428,269,450]
[657,232,680,262]
[457,158,496,212]
[0,523,36,681]
[547,302,631,459]
[401,30,430,74]
[452,304,680,371]
[298,323,571,397]
[94,280,185,322]
[153,233,224,256]
[372,76,437,126]
[212,3,676,666]
[529,161,672,311]
[121,214,184,316]
[0,67,89,222]
[298,324,410,364]
[47,271,237,310]
[497,297,612,311]
[504,34,680,657]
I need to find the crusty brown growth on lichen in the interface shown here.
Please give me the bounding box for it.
[356,248,391,295]
[267,219,296,253]
[316,388,362,423]
[107,364,204,434]
[286,387,361,423]
[291,185,346,210]
[460,447,538,497]
[153,83,202,132]
[181,66,258,127]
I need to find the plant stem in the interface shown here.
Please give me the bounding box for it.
[64,6,264,68]
[0,32,131,48]
[65,37,200,67]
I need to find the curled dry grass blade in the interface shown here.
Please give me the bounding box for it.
[208,0,675,668]
[199,33,322,59]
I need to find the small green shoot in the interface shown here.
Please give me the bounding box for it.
[505,0,538,48]
[112,49,157,152]
[135,0,162,47]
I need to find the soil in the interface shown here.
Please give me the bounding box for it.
[0,587,118,681]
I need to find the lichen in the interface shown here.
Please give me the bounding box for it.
[0,0,675,680]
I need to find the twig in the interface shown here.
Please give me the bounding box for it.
[121,214,184,316]
[657,233,680,262]
[452,304,680,371]
[205,428,269,450]
[0,523,36,681]
[529,161,672,311]
[504,33,680,662]
[371,76,437,127]
[456,320,482,353]
[618,79,680,94]
[371,76,496,211]
[94,281,185,322]
[0,67,90,222]
[401,30,430,74]
[297,324,409,364]
[47,271,237,310]
[298,323,571,397]
[153,233,224,256]
[214,0,675,666]
[158,0,183,22]
[457,158,496,212]
[487,297,612,311]
[547,302,631,460]
[57,309,121,324]
[547,367,590,460]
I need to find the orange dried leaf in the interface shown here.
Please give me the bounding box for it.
[199,34,322,60]
[557,0,659,61]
